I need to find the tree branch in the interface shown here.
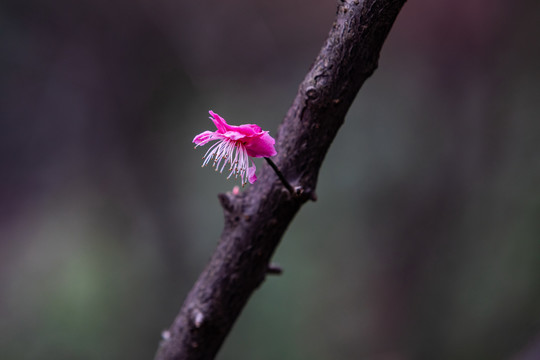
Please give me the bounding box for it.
[154,1,407,359]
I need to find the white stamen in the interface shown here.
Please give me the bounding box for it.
[200,139,250,185]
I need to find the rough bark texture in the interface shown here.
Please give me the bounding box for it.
[154,1,406,359]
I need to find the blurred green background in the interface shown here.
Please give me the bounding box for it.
[2,0,540,359]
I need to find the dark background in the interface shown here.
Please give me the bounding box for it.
[2,0,540,359]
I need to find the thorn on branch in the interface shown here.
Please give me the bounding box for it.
[267,263,283,275]
[218,192,235,213]
[293,186,317,202]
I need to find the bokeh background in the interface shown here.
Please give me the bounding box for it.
[2,0,540,359]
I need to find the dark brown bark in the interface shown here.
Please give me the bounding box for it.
[154,1,407,359]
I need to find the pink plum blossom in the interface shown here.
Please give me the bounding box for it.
[193,111,277,186]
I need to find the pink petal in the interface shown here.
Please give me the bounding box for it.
[208,110,229,133]
[222,130,247,141]
[209,111,262,136]
[193,130,218,146]
[234,123,262,136]
[247,163,257,184]
[245,132,277,158]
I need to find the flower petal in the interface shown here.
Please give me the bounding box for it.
[247,163,257,184]
[245,132,277,158]
[233,123,262,136]
[222,130,247,141]
[208,110,229,133]
[193,130,219,146]
[209,111,263,136]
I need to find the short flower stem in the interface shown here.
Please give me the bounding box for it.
[264,157,295,196]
